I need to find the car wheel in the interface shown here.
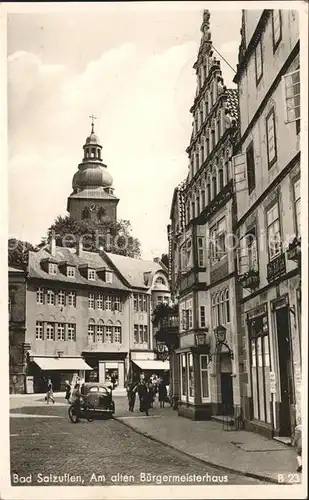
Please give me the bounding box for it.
[68,405,79,423]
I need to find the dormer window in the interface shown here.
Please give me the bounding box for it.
[88,269,96,281]
[67,266,76,278]
[105,271,113,284]
[49,263,57,275]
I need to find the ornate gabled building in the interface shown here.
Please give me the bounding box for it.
[232,9,301,439]
[168,10,240,420]
[67,117,119,223]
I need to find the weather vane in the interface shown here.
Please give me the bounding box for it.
[89,113,97,133]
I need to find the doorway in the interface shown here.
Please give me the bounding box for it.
[220,354,233,415]
[275,306,295,436]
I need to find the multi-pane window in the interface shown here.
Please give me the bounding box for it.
[97,323,104,342]
[105,271,113,284]
[49,263,57,275]
[46,290,55,305]
[293,178,301,236]
[36,321,44,340]
[197,237,205,267]
[157,296,163,304]
[134,325,139,343]
[143,326,148,344]
[249,314,271,423]
[36,288,44,305]
[57,290,65,306]
[88,269,96,281]
[67,266,75,278]
[133,295,138,312]
[255,40,263,84]
[272,10,282,51]
[200,355,210,401]
[105,327,112,343]
[201,190,206,209]
[142,295,147,312]
[114,326,122,343]
[188,353,195,400]
[67,291,76,307]
[67,323,76,341]
[200,305,206,328]
[188,308,193,329]
[209,217,226,263]
[138,295,143,312]
[218,168,224,192]
[96,294,103,310]
[180,354,187,400]
[266,203,281,260]
[139,325,144,343]
[246,141,256,194]
[88,323,95,342]
[266,108,277,168]
[211,289,230,327]
[88,293,95,309]
[114,296,121,312]
[57,323,65,341]
[105,295,112,311]
[282,70,300,124]
[46,322,55,340]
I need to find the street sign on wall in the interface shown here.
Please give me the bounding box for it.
[269,371,276,394]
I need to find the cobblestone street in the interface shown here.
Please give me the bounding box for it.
[10,396,265,486]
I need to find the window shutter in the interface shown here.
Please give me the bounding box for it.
[282,69,300,123]
[232,153,247,193]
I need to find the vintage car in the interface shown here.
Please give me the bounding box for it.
[80,382,115,417]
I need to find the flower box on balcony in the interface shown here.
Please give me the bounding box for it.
[287,236,301,264]
[239,269,259,289]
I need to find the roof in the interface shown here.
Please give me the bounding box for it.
[28,246,130,291]
[9,266,25,273]
[68,187,118,200]
[226,88,239,122]
[105,252,167,289]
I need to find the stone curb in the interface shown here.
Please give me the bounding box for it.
[114,416,285,485]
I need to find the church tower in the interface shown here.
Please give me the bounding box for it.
[67,116,119,223]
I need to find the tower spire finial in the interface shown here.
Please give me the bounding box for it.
[89,113,97,134]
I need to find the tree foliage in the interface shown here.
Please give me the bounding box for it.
[46,215,141,258]
[152,302,178,328]
[8,239,36,271]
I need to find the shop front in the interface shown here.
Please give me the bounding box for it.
[177,345,212,420]
[82,352,127,388]
[27,355,93,393]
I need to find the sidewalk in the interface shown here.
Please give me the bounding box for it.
[115,404,299,485]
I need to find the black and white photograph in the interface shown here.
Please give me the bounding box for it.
[1,2,307,499]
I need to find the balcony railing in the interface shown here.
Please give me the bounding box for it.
[238,269,260,289]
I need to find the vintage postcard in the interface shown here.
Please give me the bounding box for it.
[1,1,307,499]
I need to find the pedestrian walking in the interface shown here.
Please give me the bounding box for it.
[137,380,151,416]
[291,420,302,472]
[127,381,138,412]
[158,378,167,408]
[45,377,55,404]
[65,380,71,403]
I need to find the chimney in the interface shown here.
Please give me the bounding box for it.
[76,237,83,256]
[153,257,160,263]
[50,231,56,256]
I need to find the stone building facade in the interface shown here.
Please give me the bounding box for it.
[168,10,240,420]
[233,9,301,438]
[8,238,170,393]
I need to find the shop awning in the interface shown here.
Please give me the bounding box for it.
[132,360,170,371]
[33,357,93,371]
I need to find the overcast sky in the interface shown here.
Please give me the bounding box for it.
[7,3,241,260]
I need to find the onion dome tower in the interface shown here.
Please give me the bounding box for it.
[67,115,119,223]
